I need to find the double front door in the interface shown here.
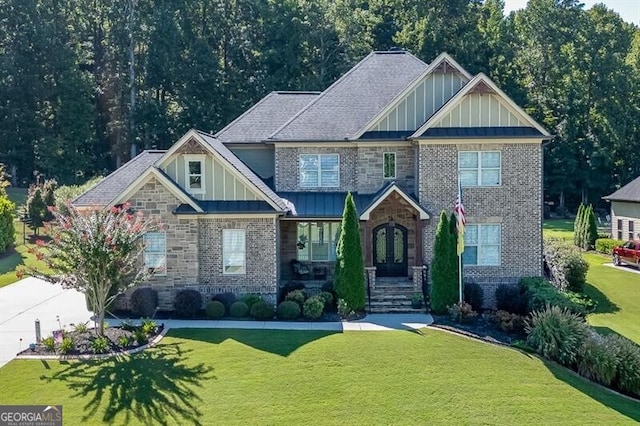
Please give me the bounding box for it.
[373,223,408,277]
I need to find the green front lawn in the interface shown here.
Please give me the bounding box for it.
[0,329,638,424]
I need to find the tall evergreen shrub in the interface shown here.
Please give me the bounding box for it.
[333,193,365,311]
[0,196,15,254]
[430,211,458,314]
[586,205,598,250]
[573,204,584,247]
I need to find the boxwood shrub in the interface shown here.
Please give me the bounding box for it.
[595,238,625,255]
[250,301,275,320]
[212,292,236,312]
[285,289,307,306]
[174,289,203,318]
[229,301,249,318]
[239,294,263,310]
[543,238,588,292]
[277,301,301,320]
[205,301,226,319]
[303,296,324,320]
[130,287,158,318]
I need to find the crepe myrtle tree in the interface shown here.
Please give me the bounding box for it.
[18,203,159,335]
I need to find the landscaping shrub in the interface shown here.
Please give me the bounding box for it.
[0,195,15,254]
[491,310,526,333]
[285,289,306,306]
[495,284,528,315]
[463,282,484,312]
[60,337,75,354]
[117,336,132,347]
[133,329,148,344]
[212,292,236,312]
[73,321,88,333]
[318,291,334,309]
[577,331,619,387]
[239,294,263,310]
[174,289,203,318]
[229,301,249,318]
[430,211,458,314]
[595,238,625,255]
[337,298,351,317]
[205,301,226,319]
[130,287,159,318]
[277,301,301,320]
[525,305,587,367]
[42,337,56,351]
[611,335,640,397]
[447,301,477,323]
[303,296,324,320]
[250,301,275,320]
[521,277,593,316]
[91,336,109,354]
[278,282,305,303]
[141,318,157,335]
[543,238,588,292]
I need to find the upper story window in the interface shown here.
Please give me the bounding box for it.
[383,152,396,179]
[300,154,339,188]
[459,151,501,187]
[143,232,167,276]
[462,224,501,266]
[223,229,246,275]
[184,155,205,194]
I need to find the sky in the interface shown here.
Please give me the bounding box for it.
[503,0,640,26]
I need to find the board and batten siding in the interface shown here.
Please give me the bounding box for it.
[163,154,262,201]
[372,72,468,132]
[434,93,526,128]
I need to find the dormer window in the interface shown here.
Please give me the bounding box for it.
[184,155,205,194]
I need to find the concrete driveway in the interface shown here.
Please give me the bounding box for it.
[0,277,92,368]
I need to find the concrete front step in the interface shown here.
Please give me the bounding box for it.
[369,306,426,314]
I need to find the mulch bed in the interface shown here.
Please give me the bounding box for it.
[18,323,164,357]
[430,313,526,346]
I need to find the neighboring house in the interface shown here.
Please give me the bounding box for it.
[604,176,640,241]
[75,50,552,311]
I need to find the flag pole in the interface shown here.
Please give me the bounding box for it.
[456,174,465,305]
[458,244,463,304]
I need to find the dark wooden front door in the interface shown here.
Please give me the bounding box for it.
[373,223,408,277]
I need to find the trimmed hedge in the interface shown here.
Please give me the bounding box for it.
[130,287,158,318]
[277,301,301,320]
[303,296,324,319]
[0,196,15,254]
[284,289,306,306]
[212,292,236,312]
[229,301,249,318]
[543,238,588,292]
[239,294,263,310]
[174,289,203,318]
[463,282,484,312]
[250,301,275,320]
[595,238,625,255]
[205,301,226,319]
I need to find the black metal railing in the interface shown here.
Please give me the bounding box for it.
[366,271,371,314]
[422,264,430,313]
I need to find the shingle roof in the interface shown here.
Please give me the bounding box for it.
[195,130,288,211]
[73,151,165,206]
[604,176,640,203]
[174,200,276,214]
[419,126,544,138]
[215,91,320,143]
[269,51,428,141]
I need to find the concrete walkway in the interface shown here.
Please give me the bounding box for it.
[0,277,92,368]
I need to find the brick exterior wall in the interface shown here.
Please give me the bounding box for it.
[418,142,543,297]
[357,145,416,193]
[198,217,278,304]
[126,178,200,310]
[274,146,357,192]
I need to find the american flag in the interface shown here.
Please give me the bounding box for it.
[455,180,465,255]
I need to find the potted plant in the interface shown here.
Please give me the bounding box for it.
[296,234,307,250]
[411,293,424,309]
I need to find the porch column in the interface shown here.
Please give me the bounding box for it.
[363,220,373,266]
[415,215,423,266]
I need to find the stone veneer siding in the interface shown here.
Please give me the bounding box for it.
[418,142,543,294]
[198,217,278,304]
[126,178,200,310]
[275,146,357,192]
[357,145,416,194]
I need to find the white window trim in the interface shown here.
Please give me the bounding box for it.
[458,151,502,187]
[383,152,396,180]
[464,224,501,266]
[223,229,246,275]
[143,232,167,276]
[299,154,340,188]
[184,154,206,195]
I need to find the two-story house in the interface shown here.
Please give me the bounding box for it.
[75,50,551,311]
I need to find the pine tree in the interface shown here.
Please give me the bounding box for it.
[573,204,584,247]
[430,211,458,314]
[25,185,47,236]
[333,192,366,312]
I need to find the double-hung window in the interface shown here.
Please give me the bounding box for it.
[462,224,501,266]
[629,220,635,240]
[617,219,623,240]
[223,229,246,275]
[297,222,340,261]
[459,151,501,187]
[383,152,396,179]
[143,232,167,275]
[184,155,205,194]
[300,154,339,188]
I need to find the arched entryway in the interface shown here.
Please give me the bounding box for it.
[373,223,408,277]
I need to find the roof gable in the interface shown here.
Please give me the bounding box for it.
[215,91,319,143]
[359,183,429,220]
[412,74,551,138]
[604,176,640,203]
[268,51,428,141]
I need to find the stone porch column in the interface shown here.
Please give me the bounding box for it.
[365,266,376,290]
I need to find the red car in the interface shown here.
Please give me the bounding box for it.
[613,240,640,269]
